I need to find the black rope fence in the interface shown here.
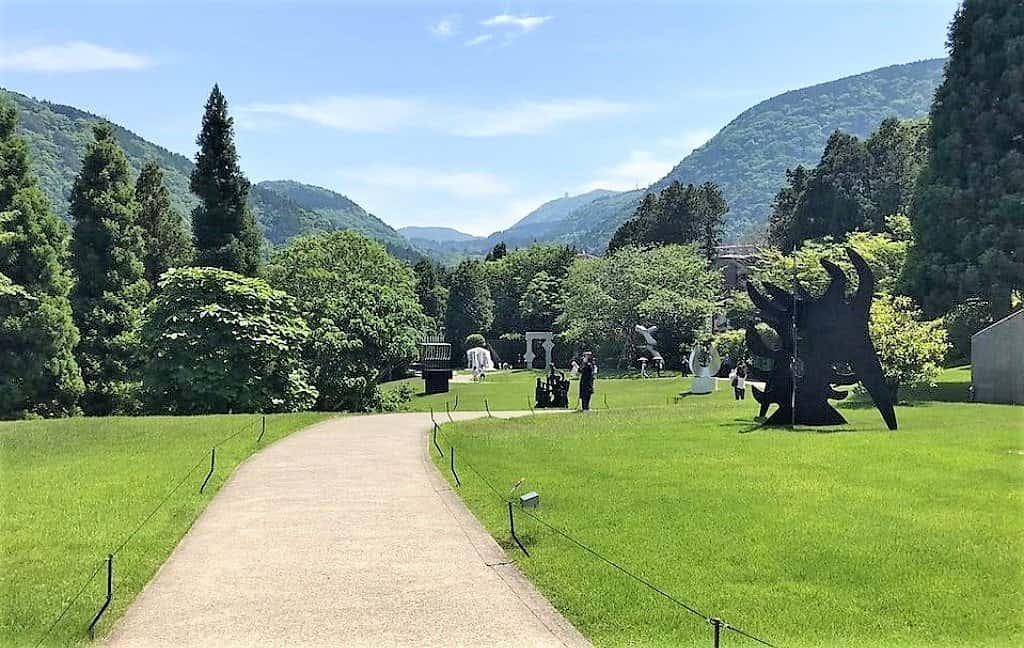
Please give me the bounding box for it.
[32,415,265,646]
[432,421,778,648]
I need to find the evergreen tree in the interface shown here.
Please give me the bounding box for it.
[444,260,494,358]
[0,98,83,417]
[768,119,928,252]
[608,181,728,256]
[190,85,262,275]
[485,241,508,262]
[70,122,149,415]
[136,160,194,288]
[904,0,1024,318]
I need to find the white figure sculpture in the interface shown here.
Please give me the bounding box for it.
[635,325,664,377]
[524,332,555,370]
[466,346,494,380]
[689,343,721,394]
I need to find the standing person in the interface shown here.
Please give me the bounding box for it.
[731,363,747,400]
[579,352,596,411]
[639,356,649,379]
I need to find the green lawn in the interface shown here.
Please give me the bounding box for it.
[0,412,332,647]
[431,368,1024,647]
[388,368,697,412]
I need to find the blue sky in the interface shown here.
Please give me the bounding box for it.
[1,0,958,235]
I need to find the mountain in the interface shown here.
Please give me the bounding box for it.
[398,226,479,243]
[461,59,946,253]
[1,88,420,260]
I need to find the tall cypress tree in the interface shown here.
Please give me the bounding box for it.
[904,0,1024,317]
[70,122,149,415]
[136,160,194,287]
[0,98,83,418]
[190,85,262,275]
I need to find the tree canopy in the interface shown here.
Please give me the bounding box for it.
[767,119,927,252]
[0,98,83,417]
[142,267,317,413]
[136,160,193,287]
[445,260,494,353]
[903,0,1024,318]
[608,181,726,257]
[264,231,427,411]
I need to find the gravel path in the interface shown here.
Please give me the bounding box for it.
[104,412,588,648]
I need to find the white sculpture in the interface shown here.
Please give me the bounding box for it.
[524,331,555,370]
[635,324,664,361]
[689,343,721,394]
[466,346,494,380]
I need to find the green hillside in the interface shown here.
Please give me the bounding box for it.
[490,59,945,251]
[1,88,418,258]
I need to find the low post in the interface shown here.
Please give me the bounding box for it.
[446,400,454,423]
[709,618,723,648]
[485,399,492,418]
[199,448,215,494]
[453,393,459,410]
[507,501,529,557]
[432,422,444,457]
[450,446,461,487]
[87,555,113,639]
[256,415,267,444]
[604,394,609,409]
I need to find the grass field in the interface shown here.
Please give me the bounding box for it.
[0,412,332,647]
[387,368,697,412]
[431,368,1024,647]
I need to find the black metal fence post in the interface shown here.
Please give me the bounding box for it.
[199,448,215,493]
[432,422,444,457]
[87,555,113,639]
[450,446,461,486]
[604,394,609,409]
[485,399,492,417]
[507,501,529,557]
[709,617,723,648]
[453,393,459,410]
[446,400,454,423]
[256,415,266,444]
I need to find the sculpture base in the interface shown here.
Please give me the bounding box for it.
[690,376,716,394]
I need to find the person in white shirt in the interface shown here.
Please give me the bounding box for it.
[729,363,747,400]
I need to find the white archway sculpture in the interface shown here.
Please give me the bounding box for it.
[524,331,555,370]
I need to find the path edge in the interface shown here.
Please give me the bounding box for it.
[421,414,592,648]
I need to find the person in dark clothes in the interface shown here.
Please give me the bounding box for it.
[579,352,595,410]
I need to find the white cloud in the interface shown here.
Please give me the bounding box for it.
[0,41,148,72]
[465,34,493,47]
[579,150,678,193]
[430,16,458,38]
[337,165,511,199]
[239,96,634,137]
[481,13,553,32]
[240,96,425,133]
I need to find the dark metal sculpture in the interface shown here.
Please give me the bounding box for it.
[418,335,452,395]
[745,247,897,430]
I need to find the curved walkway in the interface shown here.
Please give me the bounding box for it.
[105,412,589,648]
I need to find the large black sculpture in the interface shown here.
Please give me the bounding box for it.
[745,248,897,430]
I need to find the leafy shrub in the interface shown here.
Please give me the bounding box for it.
[869,294,948,400]
[373,383,415,412]
[464,333,486,350]
[141,267,317,414]
[942,299,992,362]
[713,329,749,365]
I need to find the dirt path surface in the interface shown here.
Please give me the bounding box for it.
[105,412,589,648]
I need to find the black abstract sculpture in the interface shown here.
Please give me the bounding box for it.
[745,248,897,430]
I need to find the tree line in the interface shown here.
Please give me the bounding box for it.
[0,86,425,419]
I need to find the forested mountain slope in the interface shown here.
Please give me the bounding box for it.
[2,89,419,258]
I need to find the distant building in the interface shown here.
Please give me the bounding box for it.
[713,244,759,290]
[971,309,1024,405]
